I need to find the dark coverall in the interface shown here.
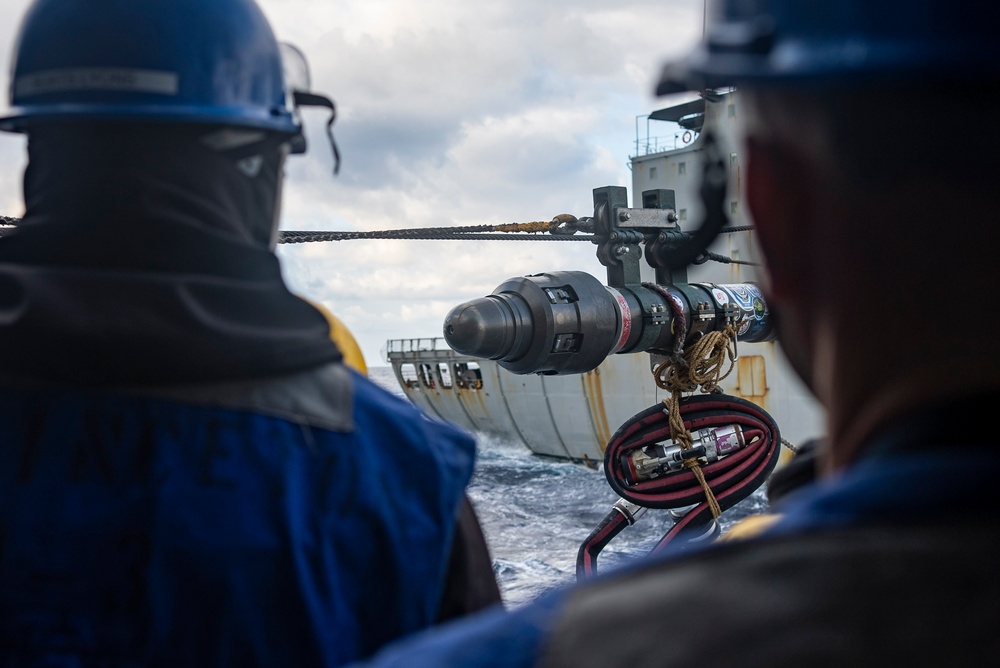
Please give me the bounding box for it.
[352,393,1000,667]
[0,124,500,666]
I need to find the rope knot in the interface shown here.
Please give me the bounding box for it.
[653,323,738,521]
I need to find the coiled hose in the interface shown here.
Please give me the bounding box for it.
[577,394,781,579]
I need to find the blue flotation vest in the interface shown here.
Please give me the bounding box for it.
[0,366,476,666]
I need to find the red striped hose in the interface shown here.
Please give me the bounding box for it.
[577,394,780,579]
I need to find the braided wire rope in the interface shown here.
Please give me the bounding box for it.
[697,250,759,267]
[780,437,800,454]
[279,230,595,243]
[1,215,753,265]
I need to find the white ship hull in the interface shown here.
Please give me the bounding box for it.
[386,337,821,464]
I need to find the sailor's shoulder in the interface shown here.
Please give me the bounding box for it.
[132,361,356,433]
[349,369,478,454]
[539,523,1000,668]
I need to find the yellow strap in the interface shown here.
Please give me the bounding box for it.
[717,514,782,542]
[302,298,368,376]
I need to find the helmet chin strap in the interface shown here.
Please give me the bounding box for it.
[291,91,341,175]
[268,144,289,251]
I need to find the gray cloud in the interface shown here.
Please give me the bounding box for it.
[0,0,703,364]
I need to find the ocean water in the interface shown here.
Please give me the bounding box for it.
[368,366,769,608]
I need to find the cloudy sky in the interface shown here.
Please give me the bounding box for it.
[0,0,704,366]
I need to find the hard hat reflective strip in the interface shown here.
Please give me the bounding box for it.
[14,69,179,98]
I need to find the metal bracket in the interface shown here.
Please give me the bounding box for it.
[612,208,678,229]
[592,185,685,288]
[593,186,642,286]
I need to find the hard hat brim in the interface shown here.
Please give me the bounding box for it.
[656,39,1000,96]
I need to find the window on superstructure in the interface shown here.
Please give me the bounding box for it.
[679,209,687,221]
[649,166,657,180]
[730,201,739,215]
[678,162,687,175]
[730,152,738,166]
[728,104,736,118]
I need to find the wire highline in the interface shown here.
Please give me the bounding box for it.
[1,216,757,264]
[279,230,593,243]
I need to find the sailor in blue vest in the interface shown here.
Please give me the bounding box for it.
[0,0,499,664]
[350,1,1000,666]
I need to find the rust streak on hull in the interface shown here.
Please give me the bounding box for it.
[583,369,612,452]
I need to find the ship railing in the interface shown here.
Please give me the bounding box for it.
[385,337,467,361]
[633,113,701,157]
[631,132,698,157]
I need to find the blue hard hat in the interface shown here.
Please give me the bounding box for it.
[0,0,300,134]
[658,0,1000,94]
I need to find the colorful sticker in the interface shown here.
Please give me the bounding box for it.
[723,284,754,309]
[741,318,772,342]
[712,288,729,306]
[707,283,766,340]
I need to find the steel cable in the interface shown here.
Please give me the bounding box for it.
[279,230,595,243]
[0,215,751,263]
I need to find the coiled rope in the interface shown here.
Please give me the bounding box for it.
[644,281,738,519]
[652,323,739,519]
[576,279,783,578]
